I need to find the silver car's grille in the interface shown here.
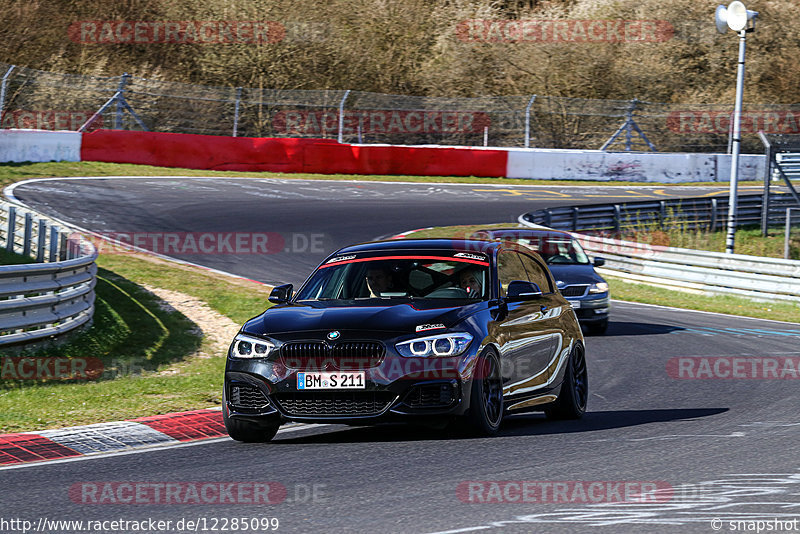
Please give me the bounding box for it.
[560,285,589,297]
[273,391,396,417]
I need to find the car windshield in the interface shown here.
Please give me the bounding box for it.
[295,253,490,302]
[502,232,590,265]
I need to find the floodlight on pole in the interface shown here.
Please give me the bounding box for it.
[715,1,758,254]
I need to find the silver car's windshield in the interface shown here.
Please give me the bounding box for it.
[508,233,590,265]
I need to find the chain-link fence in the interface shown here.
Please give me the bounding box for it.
[2,61,797,153]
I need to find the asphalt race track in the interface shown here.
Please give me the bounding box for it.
[3,177,799,534]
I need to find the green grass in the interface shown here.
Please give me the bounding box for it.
[0,248,34,265]
[0,160,728,188]
[607,277,800,324]
[0,253,270,433]
[624,225,800,260]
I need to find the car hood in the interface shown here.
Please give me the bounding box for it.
[243,300,483,335]
[548,263,606,286]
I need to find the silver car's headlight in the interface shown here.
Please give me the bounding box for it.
[588,282,609,294]
[230,334,275,359]
[396,333,473,358]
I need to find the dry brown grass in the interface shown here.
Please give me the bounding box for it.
[0,0,797,104]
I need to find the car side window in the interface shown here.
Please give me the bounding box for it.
[517,252,554,293]
[497,250,528,297]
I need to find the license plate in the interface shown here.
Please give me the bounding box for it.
[297,372,365,390]
[568,300,581,308]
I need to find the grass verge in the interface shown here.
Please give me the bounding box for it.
[624,225,800,260]
[0,160,728,188]
[0,252,270,433]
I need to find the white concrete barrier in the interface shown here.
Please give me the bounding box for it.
[0,129,81,163]
[506,148,765,183]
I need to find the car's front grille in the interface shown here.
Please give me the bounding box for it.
[281,342,385,370]
[560,285,589,297]
[273,391,396,417]
[229,383,270,411]
[403,383,457,408]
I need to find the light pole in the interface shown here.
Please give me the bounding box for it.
[715,1,758,254]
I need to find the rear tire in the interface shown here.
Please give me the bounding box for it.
[545,344,588,420]
[223,388,280,442]
[465,349,504,436]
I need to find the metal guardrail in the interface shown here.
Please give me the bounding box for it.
[521,194,799,234]
[519,196,800,302]
[572,234,800,303]
[0,200,97,346]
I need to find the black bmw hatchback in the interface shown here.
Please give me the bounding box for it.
[223,239,587,442]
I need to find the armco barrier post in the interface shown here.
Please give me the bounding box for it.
[36,219,46,262]
[5,206,16,252]
[48,226,59,262]
[22,212,32,257]
[59,232,68,261]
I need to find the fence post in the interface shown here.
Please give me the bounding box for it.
[785,208,797,259]
[524,94,536,148]
[760,132,773,236]
[5,206,16,252]
[659,200,666,229]
[114,73,131,130]
[22,212,32,257]
[613,204,622,233]
[232,86,242,137]
[483,126,488,147]
[710,198,718,232]
[572,206,579,232]
[36,219,46,262]
[625,100,636,152]
[337,90,351,144]
[0,65,16,127]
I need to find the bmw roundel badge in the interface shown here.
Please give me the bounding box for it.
[327,331,341,340]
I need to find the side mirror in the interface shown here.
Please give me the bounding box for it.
[268,283,293,304]
[506,280,542,301]
[593,257,606,267]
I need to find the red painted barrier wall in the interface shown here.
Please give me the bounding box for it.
[80,130,508,177]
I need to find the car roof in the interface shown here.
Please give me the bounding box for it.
[334,238,499,255]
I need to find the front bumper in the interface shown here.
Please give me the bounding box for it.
[224,353,477,424]
[567,295,610,324]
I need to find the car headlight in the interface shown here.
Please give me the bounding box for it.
[396,333,473,358]
[588,282,609,294]
[230,334,275,359]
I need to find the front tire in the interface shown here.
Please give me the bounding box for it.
[465,349,504,436]
[546,344,588,420]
